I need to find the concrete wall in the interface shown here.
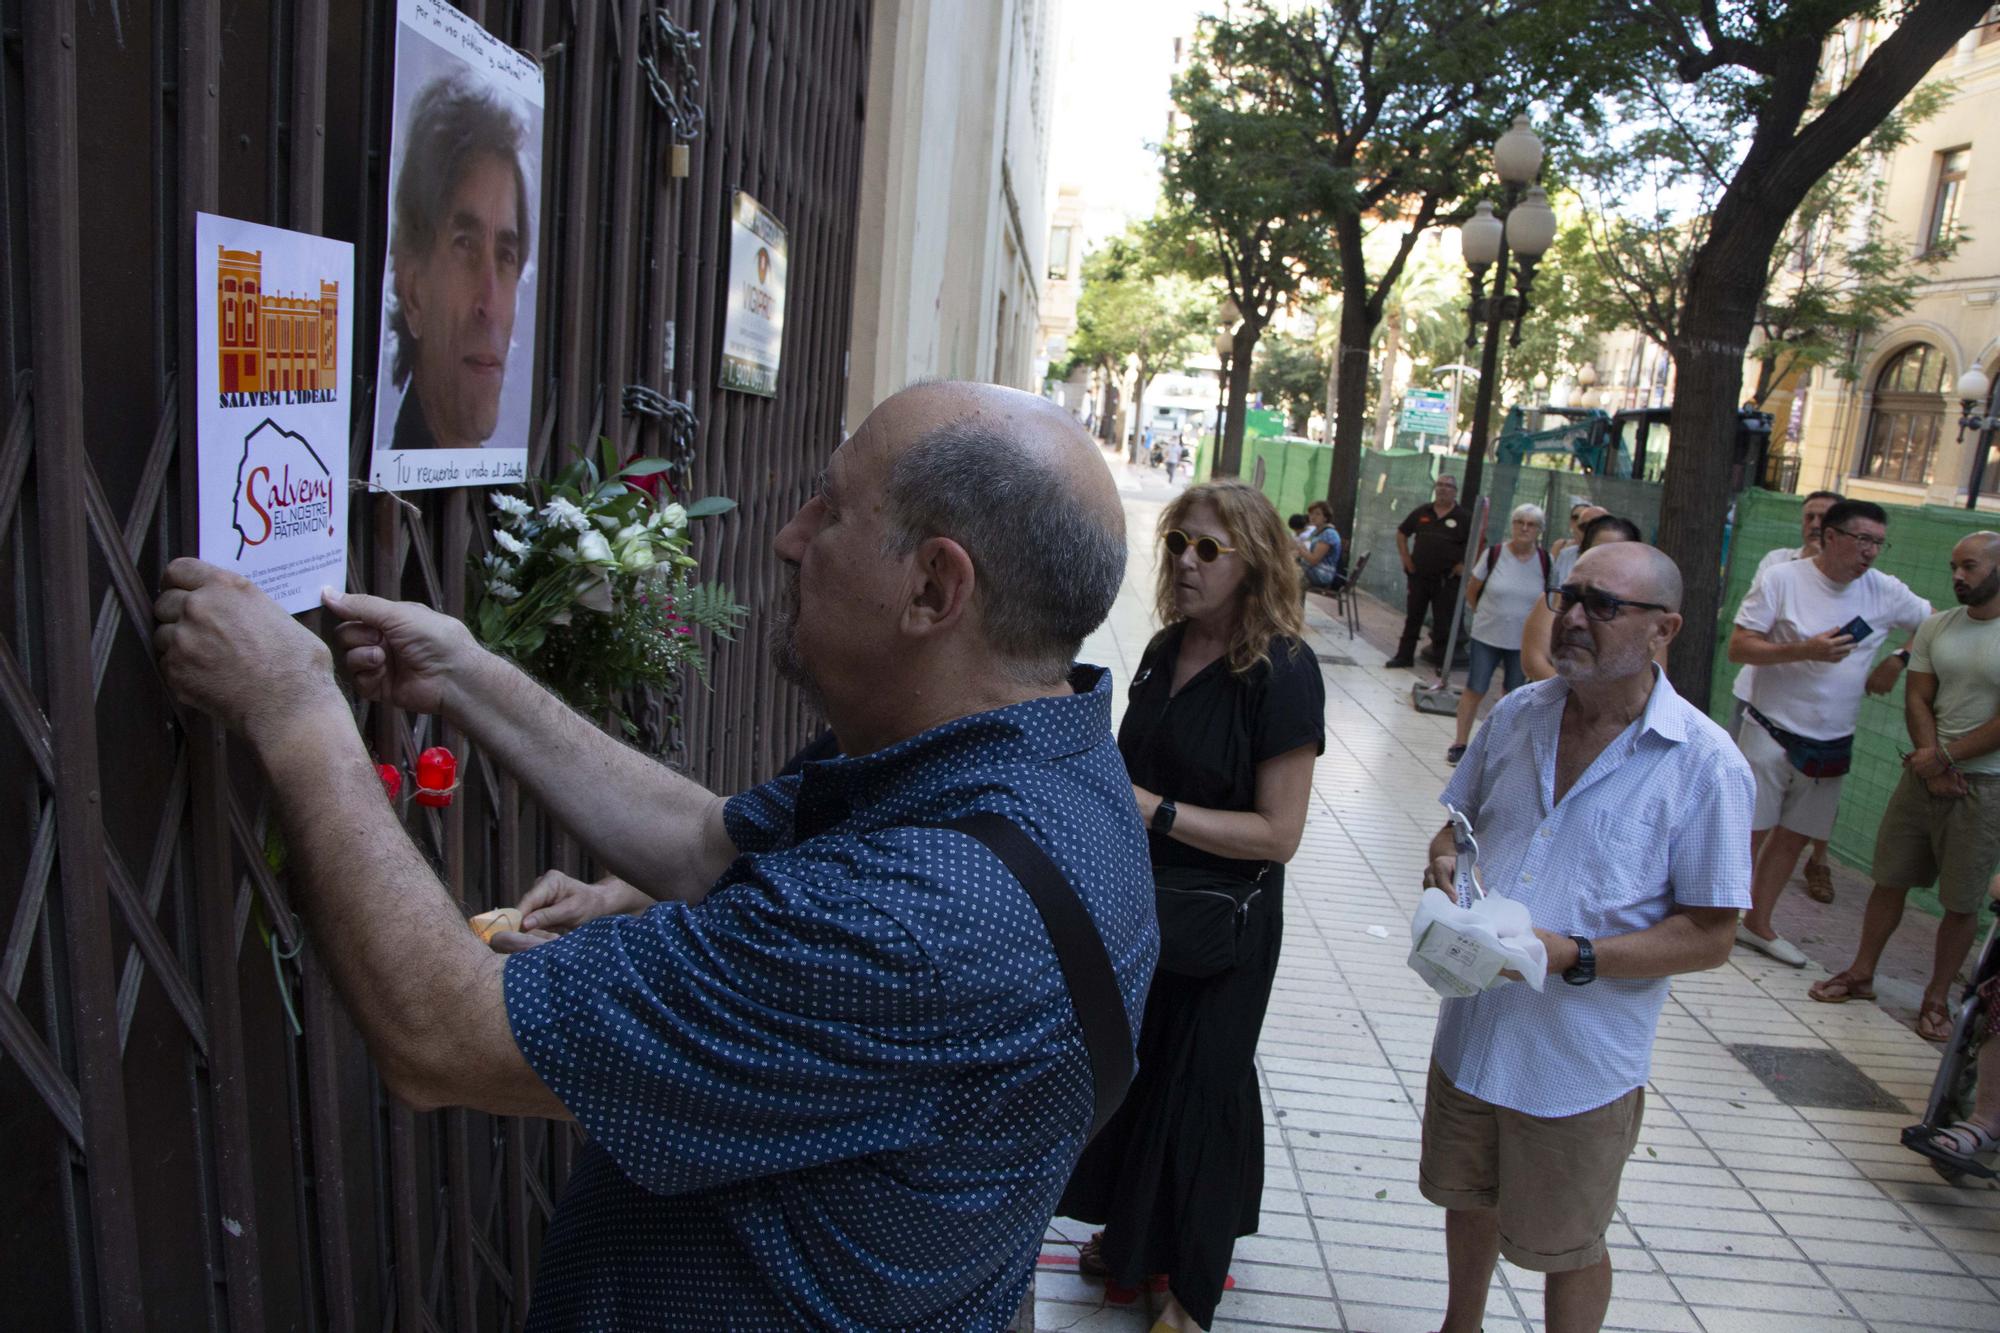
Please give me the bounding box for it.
[845,0,1057,429]
[1789,28,2000,511]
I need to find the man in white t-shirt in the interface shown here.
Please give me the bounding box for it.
[1729,491,1908,906]
[1808,533,2000,1041]
[1728,500,1932,965]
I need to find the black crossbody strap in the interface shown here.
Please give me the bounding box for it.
[926,813,1134,1137]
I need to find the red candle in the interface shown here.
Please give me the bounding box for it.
[375,763,403,803]
[415,746,457,807]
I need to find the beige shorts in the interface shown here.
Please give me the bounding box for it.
[1738,718,1844,840]
[1871,769,2000,914]
[1418,1060,1644,1273]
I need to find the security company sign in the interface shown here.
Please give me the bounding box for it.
[719,191,788,397]
[196,213,354,613]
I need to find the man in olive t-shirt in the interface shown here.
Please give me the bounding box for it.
[1810,532,2000,1041]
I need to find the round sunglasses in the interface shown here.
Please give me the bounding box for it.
[1163,529,1237,562]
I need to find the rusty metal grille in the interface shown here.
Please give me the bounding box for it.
[0,0,870,1327]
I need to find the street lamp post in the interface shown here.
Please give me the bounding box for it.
[1954,368,1997,510]
[1456,115,1557,514]
[1212,326,1237,471]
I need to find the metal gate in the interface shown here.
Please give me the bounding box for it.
[0,0,870,1326]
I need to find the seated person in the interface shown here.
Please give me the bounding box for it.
[1298,500,1343,590]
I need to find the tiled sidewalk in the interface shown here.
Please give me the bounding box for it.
[1039,458,2000,1332]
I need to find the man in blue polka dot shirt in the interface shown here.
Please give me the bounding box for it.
[151,382,1159,1329]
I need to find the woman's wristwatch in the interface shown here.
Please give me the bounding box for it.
[1152,799,1178,834]
[1893,648,1911,665]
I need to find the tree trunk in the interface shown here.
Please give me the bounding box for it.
[1324,292,1381,545]
[1373,306,1404,451]
[1653,0,1985,705]
[1659,212,1787,705]
[1215,322,1262,478]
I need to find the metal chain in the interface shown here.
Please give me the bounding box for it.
[640,11,705,144]
[622,384,698,490]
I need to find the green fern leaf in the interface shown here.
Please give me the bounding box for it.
[677,581,747,640]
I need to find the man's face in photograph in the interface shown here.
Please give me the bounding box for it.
[400,153,523,447]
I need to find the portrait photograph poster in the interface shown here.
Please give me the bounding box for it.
[195,212,354,614]
[369,0,544,493]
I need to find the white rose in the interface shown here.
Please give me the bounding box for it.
[574,575,616,614]
[619,541,655,572]
[660,503,688,530]
[576,530,615,565]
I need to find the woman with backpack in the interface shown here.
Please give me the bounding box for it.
[1446,502,1547,765]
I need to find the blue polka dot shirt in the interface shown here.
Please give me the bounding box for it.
[504,666,1158,1330]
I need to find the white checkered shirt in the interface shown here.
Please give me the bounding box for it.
[1435,666,1754,1117]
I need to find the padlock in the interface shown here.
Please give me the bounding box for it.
[669,142,690,178]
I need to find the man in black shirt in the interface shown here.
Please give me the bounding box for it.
[1387,474,1473,668]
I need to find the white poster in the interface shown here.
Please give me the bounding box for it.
[720,192,788,397]
[196,213,354,614]
[369,0,545,491]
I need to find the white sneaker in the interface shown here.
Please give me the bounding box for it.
[1736,922,1808,967]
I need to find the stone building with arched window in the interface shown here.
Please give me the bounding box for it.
[1787,27,2000,511]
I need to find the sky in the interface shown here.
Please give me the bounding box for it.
[1046,0,1212,246]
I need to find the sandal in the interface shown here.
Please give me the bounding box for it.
[1930,1120,2000,1158]
[1077,1233,1109,1278]
[1917,999,1953,1043]
[1807,972,1875,1004]
[1802,860,1835,904]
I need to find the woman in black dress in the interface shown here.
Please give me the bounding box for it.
[1062,480,1325,1332]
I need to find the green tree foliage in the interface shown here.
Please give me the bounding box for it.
[1587,1,1987,702]
[1197,0,1629,538]
[1568,79,1955,405]
[1067,225,1215,456]
[1252,330,1330,434]
[1158,32,1331,477]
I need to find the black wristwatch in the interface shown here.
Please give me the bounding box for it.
[1152,799,1178,835]
[1893,649,1911,665]
[1563,936,1596,986]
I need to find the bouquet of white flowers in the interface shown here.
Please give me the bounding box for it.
[472,446,745,731]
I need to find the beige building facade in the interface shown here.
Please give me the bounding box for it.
[1788,24,2000,511]
[845,0,1058,429]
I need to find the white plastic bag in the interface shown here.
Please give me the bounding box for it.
[1407,888,1549,999]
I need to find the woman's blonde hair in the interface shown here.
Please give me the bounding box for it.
[1154,480,1306,674]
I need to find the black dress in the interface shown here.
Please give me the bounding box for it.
[1059,627,1326,1327]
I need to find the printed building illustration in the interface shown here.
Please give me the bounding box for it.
[217,247,340,394]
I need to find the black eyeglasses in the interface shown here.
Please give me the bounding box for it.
[1824,526,1889,552]
[1164,529,1236,562]
[1546,584,1671,622]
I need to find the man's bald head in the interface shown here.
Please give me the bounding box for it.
[867,381,1126,684]
[1575,540,1683,613]
[1951,530,2000,609]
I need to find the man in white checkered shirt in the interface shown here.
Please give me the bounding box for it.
[1419,543,1754,1333]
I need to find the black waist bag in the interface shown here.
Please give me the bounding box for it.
[1154,864,1263,979]
[1749,706,1854,779]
